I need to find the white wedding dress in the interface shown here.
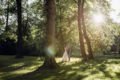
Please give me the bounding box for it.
[62,47,69,62]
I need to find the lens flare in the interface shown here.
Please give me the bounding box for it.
[93,13,104,24]
[45,46,55,57]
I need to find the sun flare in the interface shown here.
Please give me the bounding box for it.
[93,13,104,24]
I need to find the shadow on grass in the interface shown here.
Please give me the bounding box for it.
[0,56,120,80]
[0,56,42,72]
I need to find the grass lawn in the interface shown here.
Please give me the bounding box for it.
[0,54,120,80]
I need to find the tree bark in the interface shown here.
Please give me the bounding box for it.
[40,0,59,69]
[58,29,65,56]
[16,0,23,58]
[58,0,65,56]
[5,0,9,32]
[78,0,87,61]
[81,0,94,59]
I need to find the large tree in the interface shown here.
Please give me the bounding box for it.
[40,0,59,69]
[5,0,9,32]
[78,0,87,61]
[16,0,23,58]
[81,0,94,59]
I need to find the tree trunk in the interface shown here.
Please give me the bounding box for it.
[59,29,65,56]
[58,0,65,56]
[40,0,59,69]
[5,0,9,32]
[16,0,23,58]
[81,0,94,59]
[78,0,87,61]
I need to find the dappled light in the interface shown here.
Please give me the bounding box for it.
[0,0,120,80]
[0,55,120,80]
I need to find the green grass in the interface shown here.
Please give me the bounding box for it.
[0,54,120,80]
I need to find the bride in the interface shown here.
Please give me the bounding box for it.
[62,45,70,62]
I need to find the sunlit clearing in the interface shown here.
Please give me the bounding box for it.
[93,13,104,24]
[45,46,55,57]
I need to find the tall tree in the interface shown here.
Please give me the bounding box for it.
[16,0,23,58]
[78,0,87,61]
[40,0,59,69]
[5,0,9,32]
[56,0,65,56]
[81,0,94,59]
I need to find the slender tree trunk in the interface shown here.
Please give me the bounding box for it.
[78,0,87,61]
[16,0,23,58]
[59,0,64,56]
[40,0,59,69]
[81,0,94,59]
[59,29,65,56]
[5,0,9,32]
